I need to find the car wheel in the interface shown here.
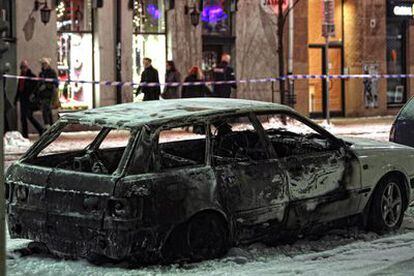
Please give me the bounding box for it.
[368,176,405,233]
[186,212,229,261]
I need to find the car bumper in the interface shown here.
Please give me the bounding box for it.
[7,204,168,262]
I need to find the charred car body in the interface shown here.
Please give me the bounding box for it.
[6,98,414,263]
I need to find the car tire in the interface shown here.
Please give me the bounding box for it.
[368,175,405,233]
[186,212,229,261]
[162,212,229,263]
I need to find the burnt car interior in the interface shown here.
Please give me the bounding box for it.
[24,123,131,175]
[211,116,269,164]
[256,113,335,158]
[156,125,207,170]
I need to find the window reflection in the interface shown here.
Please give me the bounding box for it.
[133,0,165,34]
[56,0,92,32]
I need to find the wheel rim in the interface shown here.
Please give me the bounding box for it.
[381,182,402,228]
[187,216,226,259]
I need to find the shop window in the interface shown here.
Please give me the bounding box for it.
[132,34,166,101]
[3,0,14,38]
[202,0,235,36]
[308,0,343,44]
[386,20,406,105]
[57,33,93,110]
[57,0,94,110]
[56,0,92,32]
[133,0,166,34]
[132,0,166,102]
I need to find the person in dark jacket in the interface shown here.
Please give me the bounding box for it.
[212,53,237,98]
[135,58,161,101]
[38,57,58,127]
[14,60,44,138]
[162,60,181,99]
[181,66,210,98]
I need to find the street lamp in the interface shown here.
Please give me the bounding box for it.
[185,5,200,27]
[34,0,52,25]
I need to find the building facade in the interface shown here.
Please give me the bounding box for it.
[4,0,414,129]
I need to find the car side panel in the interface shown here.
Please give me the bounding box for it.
[353,148,414,212]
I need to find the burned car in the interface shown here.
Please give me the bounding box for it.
[6,98,414,263]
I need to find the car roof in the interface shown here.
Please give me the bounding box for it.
[60,98,293,129]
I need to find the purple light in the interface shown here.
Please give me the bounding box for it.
[147,4,160,20]
[201,5,228,23]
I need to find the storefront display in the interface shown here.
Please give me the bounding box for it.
[57,33,93,109]
[386,2,410,105]
[56,0,94,110]
[132,0,166,101]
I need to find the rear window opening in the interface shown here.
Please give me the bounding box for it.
[157,124,207,171]
[24,123,132,175]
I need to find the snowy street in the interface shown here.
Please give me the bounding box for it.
[6,117,414,276]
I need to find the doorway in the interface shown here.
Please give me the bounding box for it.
[308,45,345,118]
[202,36,235,81]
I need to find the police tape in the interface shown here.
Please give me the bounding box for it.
[3,73,414,88]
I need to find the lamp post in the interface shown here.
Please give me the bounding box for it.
[34,0,52,25]
[184,4,200,27]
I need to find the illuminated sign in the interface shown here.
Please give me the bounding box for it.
[387,1,414,19]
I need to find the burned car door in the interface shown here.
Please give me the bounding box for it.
[211,114,289,238]
[116,123,220,228]
[256,112,361,227]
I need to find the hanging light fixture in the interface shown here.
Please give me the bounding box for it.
[33,0,52,25]
[185,5,200,27]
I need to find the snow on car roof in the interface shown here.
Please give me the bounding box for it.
[60,98,292,129]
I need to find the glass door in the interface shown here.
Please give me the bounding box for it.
[308,46,344,117]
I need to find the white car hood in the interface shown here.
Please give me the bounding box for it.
[340,136,411,150]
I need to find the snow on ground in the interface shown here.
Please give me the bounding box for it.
[7,118,414,275]
[6,214,414,276]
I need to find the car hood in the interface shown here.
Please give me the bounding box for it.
[340,136,411,151]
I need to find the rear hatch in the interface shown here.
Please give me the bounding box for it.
[7,162,116,255]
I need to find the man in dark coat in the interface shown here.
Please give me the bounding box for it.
[38,57,58,127]
[212,54,237,98]
[136,58,161,101]
[14,60,44,138]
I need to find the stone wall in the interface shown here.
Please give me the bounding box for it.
[167,0,202,82]
[292,0,309,116]
[235,0,279,103]
[15,1,57,75]
[120,0,133,104]
[94,0,116,107]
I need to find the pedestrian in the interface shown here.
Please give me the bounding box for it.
[181,66,210,98]
[212,53,237,98]
[135,58,161,101]
[38,57,58,128]
[14,60,44,138]
[162,60,181,99]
